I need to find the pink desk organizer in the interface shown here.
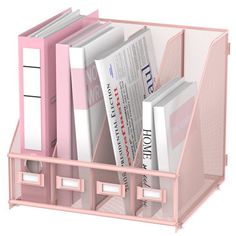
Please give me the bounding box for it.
[8,15,229,230]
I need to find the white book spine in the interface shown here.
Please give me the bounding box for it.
[154,107,169,171]
[69,47,95,210]
[142,101,160,216]
[70,47,93,162]
[142,102,158,173]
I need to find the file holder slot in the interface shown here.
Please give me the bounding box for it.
[129,29,184,218]
[10,156,48,203]
[135,174,175,220]
[19,9,99,206]
[53,10,99,207]
[132,29,185,168]
[177,32,228,224]
[8,15,228,229]
[92,118,119,209]
[94,169,132,215]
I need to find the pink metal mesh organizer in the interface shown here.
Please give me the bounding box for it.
[8,18,229,230]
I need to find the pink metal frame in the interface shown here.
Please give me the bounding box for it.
[8,14,229,230]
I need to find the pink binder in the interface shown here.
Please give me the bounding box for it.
[56,11,99,206]
[18,9,98,203]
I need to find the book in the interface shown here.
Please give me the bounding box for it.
[154,80,197,217]
[69,24,124,163]
[95,27,157,192]
[142,78,184,174]
[142,77,184,216]
[154,81,197,172]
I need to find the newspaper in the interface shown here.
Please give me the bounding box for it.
[96,27,157,192]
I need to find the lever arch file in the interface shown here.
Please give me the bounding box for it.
[56,11,99,206]
[19,8,97,156]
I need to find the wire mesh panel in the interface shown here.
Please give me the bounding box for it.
[177,33,228,223]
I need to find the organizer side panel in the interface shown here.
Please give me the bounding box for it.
[177,33,228,223]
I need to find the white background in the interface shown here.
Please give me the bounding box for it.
[0,0,235,235]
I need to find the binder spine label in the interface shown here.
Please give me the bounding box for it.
[22,48,42,151]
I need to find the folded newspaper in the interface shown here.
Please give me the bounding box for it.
[95,27,157,191]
